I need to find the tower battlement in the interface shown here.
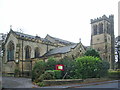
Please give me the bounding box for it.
[91,15,114,24]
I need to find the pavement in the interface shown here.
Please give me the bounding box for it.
[2,76,38,88]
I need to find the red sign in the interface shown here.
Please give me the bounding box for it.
[56,64,64,71]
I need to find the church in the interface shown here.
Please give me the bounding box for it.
[2,14,115,75]
[2,29,86,74]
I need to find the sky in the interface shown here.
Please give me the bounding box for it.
[0,0,119,46]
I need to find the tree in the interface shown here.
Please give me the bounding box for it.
[84,49,100,58]
[75,56,109,79]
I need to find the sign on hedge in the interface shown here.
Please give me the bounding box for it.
[56,64,64,71]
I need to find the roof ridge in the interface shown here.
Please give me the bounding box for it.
[46,34,75,44]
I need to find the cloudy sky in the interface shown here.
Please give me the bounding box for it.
[0,0,119,46]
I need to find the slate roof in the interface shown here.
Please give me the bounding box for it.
[14,31,37,39]
[43,44,77,56]
[45,34,75,45]
[12,30,75,45]
[12,30,49,43]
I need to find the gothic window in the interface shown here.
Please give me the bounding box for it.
[35,47,40,58]
[7,41,14,61]
[98,23,103,34]
[25,45,31,59]
[93,25,97,35]
[107,23,110,34]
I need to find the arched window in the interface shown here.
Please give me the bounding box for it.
[7,41,14,61]
[25,45,31,59]
[93,25,97,35]
[34,47,40,58]
[107,23,110,34]
[98,23,103,34]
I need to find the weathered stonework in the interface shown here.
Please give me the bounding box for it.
[91,15,115,69]
[2,30,86,74]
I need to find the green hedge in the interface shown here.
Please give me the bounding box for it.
[52,70,62,79]
[108,70,120,79]
[37,70,62,82]
[75,56,109,79]
[32,60,46,81]
[32,56,110,82]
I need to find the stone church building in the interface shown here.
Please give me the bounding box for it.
[2,29,86,74]
[2,14,115,74]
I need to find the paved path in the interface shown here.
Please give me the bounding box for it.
[2,76,38,88]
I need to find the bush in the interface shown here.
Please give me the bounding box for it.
[36,82,45,87]
[38,70,55,82]
[108,70,120,79]
[38,70,62,81]
[57,59,77,79]
[75,56,109,79]
[32,60,46,81]
[52,70,62,79]
[46,57,57,70]
[14,69,20,77]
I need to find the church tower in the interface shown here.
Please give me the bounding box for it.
[90,15,115,69]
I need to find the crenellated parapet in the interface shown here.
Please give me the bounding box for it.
[91,15,114,24]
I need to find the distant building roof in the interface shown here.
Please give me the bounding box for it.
[43,44,77,56]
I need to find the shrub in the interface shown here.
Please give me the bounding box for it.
[14,69,20,77]
[38,70,55,82]
[52,70,62,79]
[108,70,120,79]
[75,56,109,79]
[46,57,57,70]
[36,82,45,87]
[32,60,46,81]
[57,59,77,79]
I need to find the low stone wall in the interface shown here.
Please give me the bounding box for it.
[43,79,83,86]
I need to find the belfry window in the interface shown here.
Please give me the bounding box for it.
[93,25,97,35]
[7,41,14,61]
[107,23,110,34]
[98,23,103,34]
[25,45,31,59]
[35,47,40,58]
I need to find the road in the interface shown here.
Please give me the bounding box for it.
[72,80,119,88]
